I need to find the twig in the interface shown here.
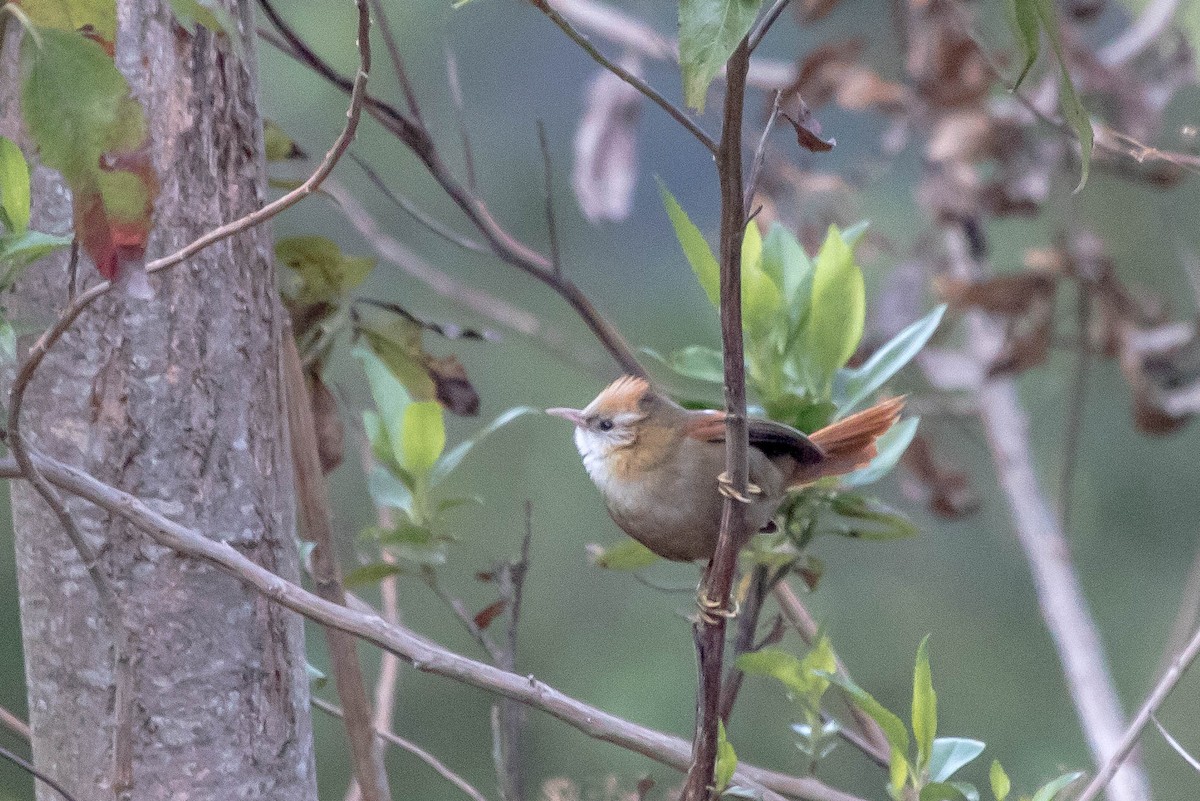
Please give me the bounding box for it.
[424,570,505,664]
[537,122,563,276]
[1098,0,1181,67]
[1,451,870,801]
[1075,620,1200,801]
[747,0,793,53]
[1156,543,1200,682]
[531,0,719,156]
[1151,714,1200,774]
[284,332,390,801]
[315,696,491,801]
[718,565,771,723]
[0,741,80,801]
[0,704,30,741]
[744,90,782,210]
[683,35,752,801]
[445,48,478,190]
[258,0,648,378]
[365,0,423,124]
[772,582,891,765]
[349,153,490,255]
[491,501,535,801]
[945,227,1152,801]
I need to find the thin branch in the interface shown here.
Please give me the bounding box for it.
[0,704,30,741]
[1156,542,1200,682]
[1151,715,1200,774]
[0,741,80,801]
[531,0,719,156]
[445,48,478,190]
[284,331,390,801]
[1076,620,1200,801]
[365,0,423,124]
[718,565,771,723]
[944,227,1152,801]
[683,35,752,801]
[1098,0,1181,66]
[349,153,490,255]
[747,0,793,53]
[772,582,891,765]
[744,90,782,211]
[536,122,563,276]
[0,451,869,801]
[423,570,505,664]
[315,696,491,801]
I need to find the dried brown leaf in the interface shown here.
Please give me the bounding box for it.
[428,354,480,417]
[473,598,508,630]
[780,110,835,152]
[572,62,643,223]
[936,272,1058,317]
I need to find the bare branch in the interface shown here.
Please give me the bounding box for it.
[445,48,478,190]
[1151,715,1200,774]
[945,227,1152,801]
[537,122,564,276]
[1099,0,1181,67]
[532,0,719,156]
[747,0,793,53]
[745,90,782,210]
[0,704,30,741]
[315,697,491,801]
[0,741,80,801]
[365,0,423,124]
[0,450,869,801]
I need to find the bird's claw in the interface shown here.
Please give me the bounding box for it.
[693,587,740,625]
[716,471,763,504]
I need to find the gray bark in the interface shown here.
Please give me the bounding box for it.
[0,2,318,799]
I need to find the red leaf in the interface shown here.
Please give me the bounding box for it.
[473,599,508,630]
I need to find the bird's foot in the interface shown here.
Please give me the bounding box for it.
[716,471,763,504]
[693,586,740,625]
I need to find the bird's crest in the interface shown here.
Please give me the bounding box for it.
[589,375,653,414]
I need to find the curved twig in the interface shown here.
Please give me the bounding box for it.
[0,742,80,801]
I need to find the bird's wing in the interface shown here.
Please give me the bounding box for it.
[683,412,825,466]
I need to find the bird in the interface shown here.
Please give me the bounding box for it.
[547,375,904,565]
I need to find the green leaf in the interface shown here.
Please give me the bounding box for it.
[429,406,535,486]
[344,561,408,587]
[821,672,910,760]
[366,465,414,515]
[374,521,434,547]
[263,117,305,161]
[951,782,980,801]
[1009,0,1040,90]
[678,0,762,112]
[742,222,782,338]
[355,345,412,468]
[890,753,911,799]
[0,229,72,277]
[736,647,809,694]
[18,0,117,43]
[167,0,235,37]
[668,345,726,384]
[276,235,375,302]
[989,760,1011,801]
[840,417,918,488]
[928,738,986,783]
[760,223,813,318]
[912,636,936,772]
[305,660,327,690]
[828,494,919,540]
[839,220,870,248]
[658,179,719,306]
[920,783,969,801]
[834,305,945,416]
[588,539,660,570]
[0,321,15,360]
[1029,772,1083,801]
[0,136,30,233]
[401,401,445,476]
[714,721,737,793]
[798,225,865,393]
[1033,0,1092,193]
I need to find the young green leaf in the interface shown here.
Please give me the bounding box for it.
[919,783,969,801]
[912,636,937,772]
[167,0,236,38]
[0,229,72,278]
[344,561,408,587]
[839,220,870,249]
[366,464,414,515]
[798,226,865,392]
[17,0,118,43]
[305,661,327,690]
[928,738,986,783]
[834,305,945,417]
[658,179,719,306]
[355,345,412,469]
[742,222,783,338]
[587,539,660,570]
[760,223,813,318]
[736,646,810,696]
[828,494,919,540]
[0,320,14,360]
[989,760,1011,801]
[1009,0,1040,90]
[714,721,738,793]
[950,782,980,801]
[1029,772,1083,801]
[677,0,762,112]
[276,235,375,302]
[821,672,910,759]
[668,345,726,384]
[840,417,918,488]
[0,136,30,233]
[429,406,535,486]
[401,401,445,476]
[1033,0,1092,192]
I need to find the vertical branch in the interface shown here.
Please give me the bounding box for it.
[492,502,534,801]
[283,335,392,801]
[682,35,751,801]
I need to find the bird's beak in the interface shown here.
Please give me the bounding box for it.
[546,407,586,427]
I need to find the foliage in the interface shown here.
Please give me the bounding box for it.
[677,0,762,112]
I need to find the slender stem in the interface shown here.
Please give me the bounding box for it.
[536,121,564,276]
[0,742,80,801]
[0,704,31,741]
[365,0,423,124]
[532,0,719,156]
[445,48,478,190]
[682,36,751,801]
[747,0,793,53]
[315,697,491,801]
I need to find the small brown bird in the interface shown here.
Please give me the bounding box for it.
[548,376,904,563]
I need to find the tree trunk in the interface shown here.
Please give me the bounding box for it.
[0,2,319,799]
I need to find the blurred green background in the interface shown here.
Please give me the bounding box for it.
[5,1,1200,799]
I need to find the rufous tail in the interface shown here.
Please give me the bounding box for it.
[788,396,906,487]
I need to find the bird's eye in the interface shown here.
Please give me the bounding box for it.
[597,419,614,432]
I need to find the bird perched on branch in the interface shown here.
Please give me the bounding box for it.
[548,376,904,564]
